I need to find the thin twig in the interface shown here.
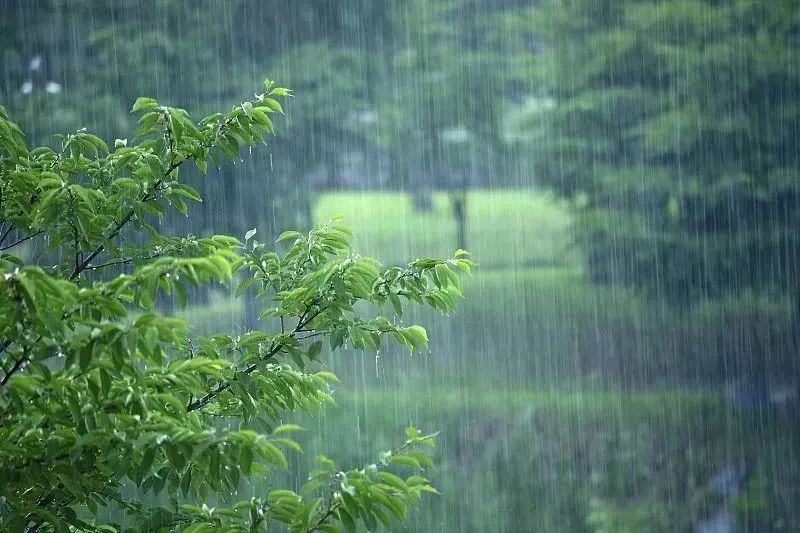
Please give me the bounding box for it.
[0,230,43,251]
[0,335,40,387]
[295,330,331,340]
[83,250,168,271]
[70,110,238,279]
[0,339,11,359]
[308,501,341,532]
[0,223,12,246]
[186,306,323,412]
[83,257,137,271]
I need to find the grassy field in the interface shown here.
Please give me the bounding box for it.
[314,189,579,269]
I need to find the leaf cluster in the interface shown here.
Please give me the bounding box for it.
[0,83,472,531]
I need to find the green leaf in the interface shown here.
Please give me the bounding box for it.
[164,443,187,471]
[140,446,158,476]
[402,326,428,350]
[79,133,109,153]
[262,98,284,114]
[390,455,421,469]
[277,230,302,242]
[174,184,202,202]
[377,471,407,491]
[239,445,253,476]
[273,424,304,434]
[307,340,322,361]
[79,343,94,371]
[173,280,187,308]
[389,293,403,316]
[131,97,158,112]
[235,277,254,298]
[290,349,305,370]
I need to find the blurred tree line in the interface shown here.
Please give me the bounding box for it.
[0,0,511,244]
[3,0,799,318]
[512,0,800,315]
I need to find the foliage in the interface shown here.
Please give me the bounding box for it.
[517,0,800,305]
[0,84,472,531]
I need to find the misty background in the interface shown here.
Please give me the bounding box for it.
[2,1,799,530]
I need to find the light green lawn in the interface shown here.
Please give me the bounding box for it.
[314,188,579,269]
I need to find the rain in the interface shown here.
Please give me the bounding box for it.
[0,0,798,531]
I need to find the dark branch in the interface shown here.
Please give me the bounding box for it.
[308,501,341,532]
[0,230,43,251]
[83,256,137,271]
[67,176,168,280]
[0,223,13,246]
[83,250,168,271]
[186,305,324,412]
[0,339,11,359]
[295,330,331,340]
[0,335,41,388]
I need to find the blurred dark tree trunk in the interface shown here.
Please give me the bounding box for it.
[450,191,467,251]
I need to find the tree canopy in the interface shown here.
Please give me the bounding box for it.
[518,0,800,304]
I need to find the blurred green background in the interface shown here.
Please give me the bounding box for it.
[3,0,799,530]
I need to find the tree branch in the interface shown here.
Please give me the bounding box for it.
[0,339,11,359]
[70,110,239,280]
[0,335,41,387]
[82,249,168,271]
[295,330,331,340]
[0,222,13,246]
[186,305,324,412]
[308,501,341,532]
[67,176,169,281]
[0,230,43,251]
[0,353,26,387]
